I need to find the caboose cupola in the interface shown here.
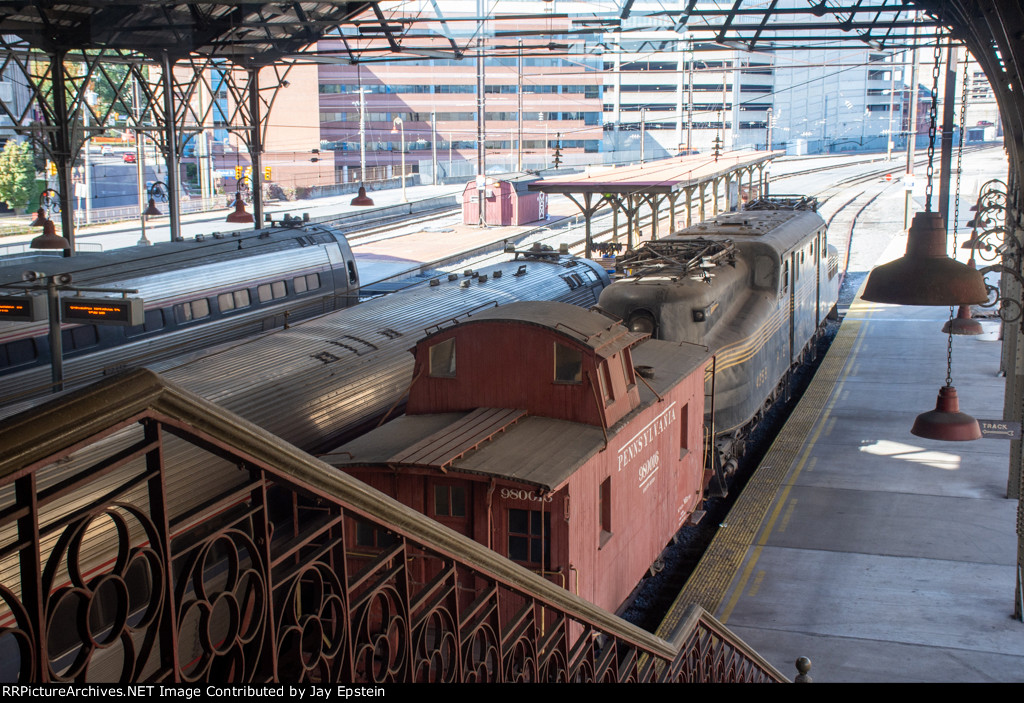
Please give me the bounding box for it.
[407,301,647,428]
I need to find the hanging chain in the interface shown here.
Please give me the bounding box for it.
[924,37,942,213]
[946,47,970,389]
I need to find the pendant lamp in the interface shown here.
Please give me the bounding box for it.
[29,220,70,250]
[942,305,983,336]
[30,208,46,227]
[861,212,988,306]
[911,385,982,441]
[226,193,253,223]
[144,197,162,217]
[350,186,374,206]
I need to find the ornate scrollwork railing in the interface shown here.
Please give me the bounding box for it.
[960,179,1024,326]
[0,369,786,683]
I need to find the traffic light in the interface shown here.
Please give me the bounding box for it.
[235,165,243,180]
[263,166,272,181]
[552,139,562,169]
[47,161,57,177]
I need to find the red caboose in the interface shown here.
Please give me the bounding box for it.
[326,300,710,613]
[461,174,548,226]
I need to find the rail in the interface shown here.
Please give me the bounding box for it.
[0,368,787,684]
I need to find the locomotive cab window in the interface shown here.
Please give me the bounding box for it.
[429,337,456,377]
[554,342,583,384]
[753,256,775,289]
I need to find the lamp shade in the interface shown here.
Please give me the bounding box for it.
[862,212,989,306]
[226,193,253,223]
[350,186,374,206]
[941,305,984,336]
[910,385,981,441]
[29,220,70,250]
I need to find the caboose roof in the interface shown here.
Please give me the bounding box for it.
[418,300,648,360]
[324,337,709,491]
[325,410,603,490]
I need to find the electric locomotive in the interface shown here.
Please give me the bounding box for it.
[597,197,839,471]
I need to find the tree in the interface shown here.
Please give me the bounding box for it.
[0,140,37,213]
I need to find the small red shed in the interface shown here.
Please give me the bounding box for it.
[462,174,548,226]
[325,301,710,614]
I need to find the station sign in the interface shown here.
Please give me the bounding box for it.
[0,295,47,322]
[61,297,145,326]
[978,419,1021,440]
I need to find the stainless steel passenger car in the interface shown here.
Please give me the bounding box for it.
[0,254,611,553]
[0,223,359,405]
[597,197,839,468]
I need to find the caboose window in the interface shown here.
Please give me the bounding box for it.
[554,342,582,383]
[599,477,612,547]
[508,508,550,568]
[622,351,636,389]
[434,484,466,517]
[679,403,690,459]
[429,338,456,377]
[599,361,614,403]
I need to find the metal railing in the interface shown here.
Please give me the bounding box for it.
[0,368,786,683]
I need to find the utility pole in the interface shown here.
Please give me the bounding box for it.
[476,0,486,226]
[517,39,523,173]
[904,14,921,230]
[431,111,438,185]
[886,53,897,161]
[640,107,646,165]
[357,67,367,183]
[687,41,694,153]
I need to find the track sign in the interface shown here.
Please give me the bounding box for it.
[978,419,1021,440]
[884,173,893,181]
[62,297,145,326]
[0,295,47,322]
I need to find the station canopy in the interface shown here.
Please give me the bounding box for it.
[529,151,779,197]
[0,1,946,64]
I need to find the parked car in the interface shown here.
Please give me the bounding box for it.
[101,146,113,156]
[122,152,136,163]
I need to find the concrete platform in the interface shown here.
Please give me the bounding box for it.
[674,229,1024,682]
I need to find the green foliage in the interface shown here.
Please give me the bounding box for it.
[0,141,37,213]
